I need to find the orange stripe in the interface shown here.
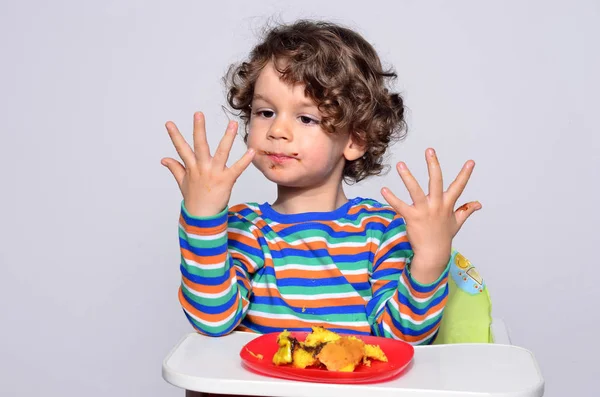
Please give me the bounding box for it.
[246,314,372,334]
[230,203,254,213]
[228,232,261,250]
[373,235,409,262]
[347,204,384,214]
[274,268,341,280]
[182,276,229,295]
[346,204,398,217]
[264,239,377,257]
[181,247,227,265]
[235,325,258,333]
[250,286,367,308]
[284,296,367,309]
[253,218,271,230]
[268,218,392,234]
[379,311,441,343]
[180,215,227,236]
[179,287,239,323]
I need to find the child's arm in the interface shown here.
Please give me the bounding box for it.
[161,112,258,336]
[178,206,264,336]
[372,148,481,343]
[366,215,450,345]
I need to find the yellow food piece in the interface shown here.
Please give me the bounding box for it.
[304,326,341,347]
[291,344,318,368]
[272,330,293,365]
[364,344,388,362]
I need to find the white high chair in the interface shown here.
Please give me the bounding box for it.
[491,317,511,344]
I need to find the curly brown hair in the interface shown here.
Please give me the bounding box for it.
[224,20,407,183]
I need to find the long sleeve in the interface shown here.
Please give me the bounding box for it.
[366,215,450,345]
[178,204,264,336]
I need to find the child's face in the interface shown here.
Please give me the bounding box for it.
[247,62,356,188]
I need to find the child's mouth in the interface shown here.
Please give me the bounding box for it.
[264,151,298,164]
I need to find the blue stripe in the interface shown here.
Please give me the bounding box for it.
[396,286,449,315]
[270,248,371,263]
[231,207,256,218]
[365,284,397,318]
[404,268,450,293]
[373,242,412,268]
[229,239,263,259]
[387,217,407,229]
[274,223,371,239]
[181,207,228,228]
[233,259,251,275]
[272,222,388,239]
[276,276,350,287]
[182,288,237,314]
[242,320,371,336]
[351,282,371,291]
[251,296,366,315]
[365,281,448,318]
[184,310,242,337]
[371,268,402,280]
[235,268,248,281]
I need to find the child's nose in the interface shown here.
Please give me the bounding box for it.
[267,119,293,141]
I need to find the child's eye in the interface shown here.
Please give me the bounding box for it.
[254,110,275,118]
[299,115,320,125]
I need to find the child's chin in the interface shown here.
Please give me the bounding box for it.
[261,170,311,187]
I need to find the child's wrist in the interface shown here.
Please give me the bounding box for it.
[408,254,451,285]
[182,200,228,220]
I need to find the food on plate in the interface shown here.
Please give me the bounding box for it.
[272,327,388,371]
[245,348,264,360]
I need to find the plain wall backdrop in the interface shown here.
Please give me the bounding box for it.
[1,0,598,396]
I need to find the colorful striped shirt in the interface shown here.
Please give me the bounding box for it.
[178,197,453,345]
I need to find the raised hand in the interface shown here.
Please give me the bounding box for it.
[161,112,255,217]
[381,148,481,283]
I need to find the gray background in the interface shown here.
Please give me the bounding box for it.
[1,0,598,396]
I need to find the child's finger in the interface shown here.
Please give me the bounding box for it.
[454,201,482,229]
[396,162,427,207]
[212,121,238,170]
[426,148,444,204]
[161,157,186,189]
[445,160,475,206]
[165,121,196,168]
[193,112,211,164]
[229,148,255,179]
[381,187,413,218]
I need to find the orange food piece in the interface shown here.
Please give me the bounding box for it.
[316,337,365,372]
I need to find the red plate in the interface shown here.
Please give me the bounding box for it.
[239,332,414,384]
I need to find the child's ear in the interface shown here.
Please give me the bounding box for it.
[343,136,367,161]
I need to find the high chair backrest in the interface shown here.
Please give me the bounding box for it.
[432,250,494,344]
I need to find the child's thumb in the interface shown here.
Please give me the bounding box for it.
[161,158,185,188]
[454,201,482,229]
